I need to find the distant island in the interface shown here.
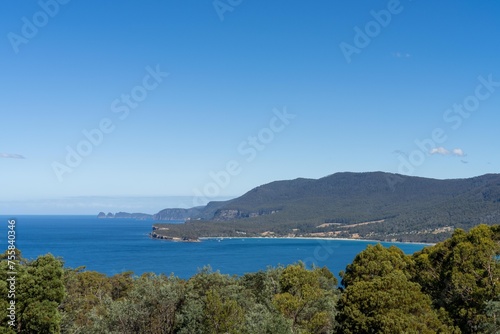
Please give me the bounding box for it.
[150,171,500,243]
[97,212,153,220]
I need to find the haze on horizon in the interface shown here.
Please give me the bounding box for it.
[1,1,499,214]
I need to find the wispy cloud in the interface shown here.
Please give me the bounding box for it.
[429,147,466,157]
[452,148,465,157]
[430,147,449,155]
[392,52,411,58]
[0,153,25,159]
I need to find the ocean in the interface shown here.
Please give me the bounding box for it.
[0,215,427,279]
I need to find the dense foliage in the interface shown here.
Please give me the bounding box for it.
[3,224,500,333]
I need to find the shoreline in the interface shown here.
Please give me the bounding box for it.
[197,236,435,246]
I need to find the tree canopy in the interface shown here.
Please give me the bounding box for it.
[2,224,500,333]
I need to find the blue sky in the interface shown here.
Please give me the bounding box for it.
[1,0,500,214]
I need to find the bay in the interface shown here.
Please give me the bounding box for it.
[0,215,427,279]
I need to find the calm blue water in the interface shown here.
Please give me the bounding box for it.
[0,215,427,279]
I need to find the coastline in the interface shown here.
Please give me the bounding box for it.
[197,236,435,246]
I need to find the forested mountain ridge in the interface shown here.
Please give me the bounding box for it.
[153,172,500,242]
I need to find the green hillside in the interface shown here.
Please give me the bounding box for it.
[152,172,500,242]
